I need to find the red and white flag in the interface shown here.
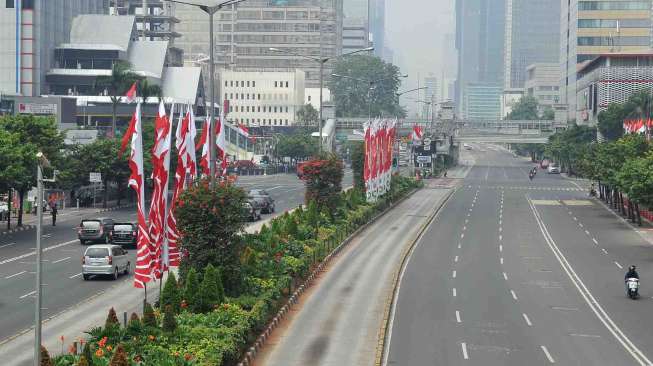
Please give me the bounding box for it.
[148,101,172,277]
[124,103,152,288]
[217,107,228,176]
[412,125,423,141]
[185,105,198,180]
[166,105,189,267]
[197,118,211,176]
[125,82,138,103]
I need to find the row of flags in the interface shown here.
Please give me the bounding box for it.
[363,119,396,203]
[411,125,424,141]
[623,119,653,134]
[121,99,230,289]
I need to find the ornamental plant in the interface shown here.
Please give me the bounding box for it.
[142,301,157,328]
[108,344,128,366]
[105,307,119,329]
[176,178,247,294]
[198,264,225,312]
[183,268,200,312]
[160,272,181,313]
[300,154,344,213]
[40,345,54,366]
[76,355,89,366]
[162,305,178,332]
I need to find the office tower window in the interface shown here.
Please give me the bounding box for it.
[274,81,278,87]
[286,81,289,88]
[253,81,256,87]
[6,0,14,8]
[247,81,250,87]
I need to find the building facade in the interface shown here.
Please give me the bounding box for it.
[464,83,502,120]
[576,51,653,126]
[524,63,560,109]
[560,0,652,123]
[455,0,505,119]
[175,0,342,88]
[0,0,109,96]
[220,69,305,127]
[342,17,368,53]
[503,0,560,89]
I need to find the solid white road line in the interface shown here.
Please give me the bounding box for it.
[528,197,652,366]
[570,333,601,338]
[52,257,71,264]
[461,342,469,359]
[453,288,457,297]
[592,238,599,245]
[541,345,555,363]
[456,310,461,323]
[523,313,533,326]
[19,290,36,299]
[452,270,457,279]
[503,272,508,280]
[511,290,518,300]
[0,242,16,249]
[615,262,623,269]
[69,273,82,279]
[4,271,26,279]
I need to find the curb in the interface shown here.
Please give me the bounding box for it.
[236,187,422,366]
[0,224,36,235]
[375,186,458,366]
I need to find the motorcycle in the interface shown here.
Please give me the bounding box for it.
[528,172,534,181]
[626,278,640,299]
[589,188,597,197]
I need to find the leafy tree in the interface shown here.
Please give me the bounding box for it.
[276,133,318,162]
[617,151,653,207]
[160,272,180,313]
[76,139,130,208]
[176,178,247,294]
[300,154,344,213]
[296,103,319,124]
[597,103,627,142]
[507,96,539,120]
[95,61,141,137]
[0,115,63,226]
[329,55,406,118]
[541,106,555,120]
[138,78,163,105]
[545,125,596,175]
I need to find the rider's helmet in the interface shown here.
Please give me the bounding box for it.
[630,265,637,271]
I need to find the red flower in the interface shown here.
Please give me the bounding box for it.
[98,336,108,348]
[184,353,193,361]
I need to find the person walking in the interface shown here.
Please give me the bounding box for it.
[51,203,57,226]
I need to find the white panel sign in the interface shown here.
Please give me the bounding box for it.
[89,172,102,183]
[18,103,57,115]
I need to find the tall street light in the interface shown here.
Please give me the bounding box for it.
[167,0,246,185]
[269,46,374,154]
[331,73,408,119]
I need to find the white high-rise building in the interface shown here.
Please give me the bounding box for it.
[220,69,305,128]
[0,0,109,96]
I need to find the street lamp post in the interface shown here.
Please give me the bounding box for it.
[269,47,374,154]
[167,0,246,186]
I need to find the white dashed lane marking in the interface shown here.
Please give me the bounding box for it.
[461,342,469,360]
[523,313,533,326]
[511,290,518,300]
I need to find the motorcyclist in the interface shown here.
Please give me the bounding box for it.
[589,183,597,197]
[625,265,640,281]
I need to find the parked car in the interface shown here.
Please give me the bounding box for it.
[78,217,114,245]
[248,189,275,213]
[547,164,560,174]
[463,143,473,150]
[0,202,8,222]
[243,201,261,221]
[81,244,130,280]
[110,222,138,248]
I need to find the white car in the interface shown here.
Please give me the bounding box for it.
[463,143,472,150]
[547,164,560,174]
[82,245,130,280]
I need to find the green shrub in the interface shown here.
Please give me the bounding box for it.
[183,267,200,312]
[142,301,157,328]
[76,355,89,366]
[105,307,119,329]
[160,272,181,313]
[198,264,224,312]
[162,305,178,332]
[108,344,128,366]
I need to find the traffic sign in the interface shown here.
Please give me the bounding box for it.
[416,156,431,163]
[89,172,102,183]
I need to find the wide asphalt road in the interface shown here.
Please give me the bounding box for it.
[0,171,346,344]
[386,144,653,365]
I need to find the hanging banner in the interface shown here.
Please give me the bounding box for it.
[363,118,396,203]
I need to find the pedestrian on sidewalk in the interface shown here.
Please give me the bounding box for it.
[51,203,57,226]
[444,170,448,178]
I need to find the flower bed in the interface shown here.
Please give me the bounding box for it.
[52,175,421,366]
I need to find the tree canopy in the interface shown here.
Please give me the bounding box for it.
[276,133,318,162]
[507,96,540,120]
[328,55,406,119]
[296,104,319,124]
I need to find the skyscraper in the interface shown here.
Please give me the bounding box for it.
[560,0,653,123]
[175,0,343,88]
[455,0,505,119]
[503,0,560,89]
[0,0,109,96]
[342,0,385,57]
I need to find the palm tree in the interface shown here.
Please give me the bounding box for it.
[96,61,141,137]
[138,79,163,105]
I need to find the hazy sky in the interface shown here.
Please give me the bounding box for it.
[385,0,455,116]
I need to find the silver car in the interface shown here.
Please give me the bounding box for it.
[82,245,130,280]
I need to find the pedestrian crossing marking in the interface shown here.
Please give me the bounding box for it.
[531,200,562,206]
[562,200,593,206]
